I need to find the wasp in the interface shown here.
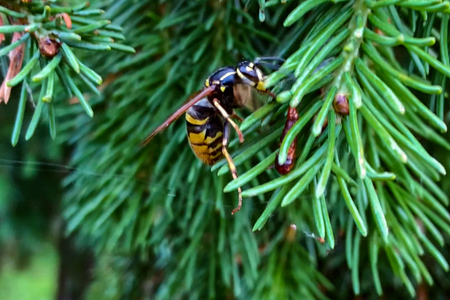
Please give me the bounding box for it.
[141,57,283,214]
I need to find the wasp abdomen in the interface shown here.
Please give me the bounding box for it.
[186,99,224,166]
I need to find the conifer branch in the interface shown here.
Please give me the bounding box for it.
[54,0,450,298]
[0,1,133,144]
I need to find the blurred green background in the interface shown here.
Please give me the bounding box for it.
[0,92,91,299]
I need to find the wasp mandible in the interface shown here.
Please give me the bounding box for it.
[141,57,283,214]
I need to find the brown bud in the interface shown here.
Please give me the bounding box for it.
[39,37,61,58]
[333,93,349,115]
[0,15,4,45]
[275,157,295,175]
[316,237,325,244]
[0,33,25,104]
[285,224,297,242]
[275,107,299,175]
[60,13,72,29]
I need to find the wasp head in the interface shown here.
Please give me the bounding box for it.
[236,61,267,92]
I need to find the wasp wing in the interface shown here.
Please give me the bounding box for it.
[140,85,216,147]
[233,84,276,111]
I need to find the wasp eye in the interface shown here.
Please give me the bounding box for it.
[238,66,258,82]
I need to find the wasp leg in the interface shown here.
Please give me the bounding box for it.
[264,90,277,99]
[222,121,242,215]
[213,98,244,143]
[231,112,243,122]
[256,83,277,99]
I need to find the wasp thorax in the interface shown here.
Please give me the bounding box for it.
[236,61,266,91]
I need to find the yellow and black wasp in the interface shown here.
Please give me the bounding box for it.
[141,57,283,214]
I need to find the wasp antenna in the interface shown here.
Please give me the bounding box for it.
[254,56,286,64]
[257,61,285,70]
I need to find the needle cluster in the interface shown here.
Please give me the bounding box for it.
[2,0,449,299]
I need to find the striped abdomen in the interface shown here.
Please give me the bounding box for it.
[186,99,224,165]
